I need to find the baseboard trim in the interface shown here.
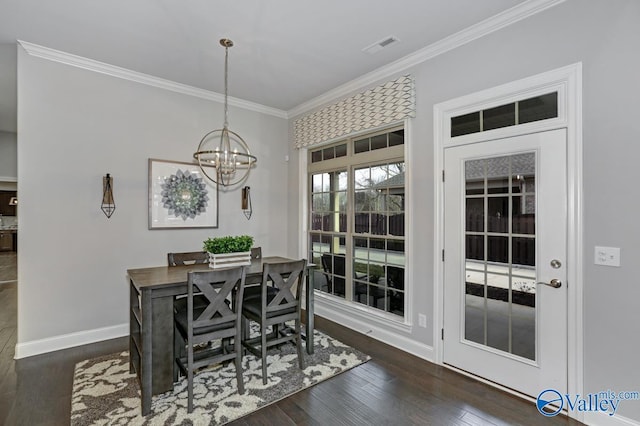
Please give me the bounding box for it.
[14,323,128,359]
[443,362,639,426]
[314,302,434,362]
[584,412,640,426]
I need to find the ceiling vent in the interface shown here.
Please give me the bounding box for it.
[362,36,400,54]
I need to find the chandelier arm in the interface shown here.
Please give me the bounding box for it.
[195,155,219,184]
[194,150,257,164]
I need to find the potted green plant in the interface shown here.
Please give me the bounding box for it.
[203,235,254,269]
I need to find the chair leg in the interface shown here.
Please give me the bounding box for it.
[261,323,268,385]
[173,325,182,382]
[221,337,230,354]
[187,345,194,413]
[295,317,304,369]
[244,316,249,338]
[235,329,245,394]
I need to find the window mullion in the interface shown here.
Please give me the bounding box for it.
[345,165,354,301]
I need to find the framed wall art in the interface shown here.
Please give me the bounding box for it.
[148,158,218,229]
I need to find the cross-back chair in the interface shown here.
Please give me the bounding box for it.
[173,266,247,413]
[241,259,306,384]
[169,251,210,316]
[167,251,208,266]
[250,247,262,260]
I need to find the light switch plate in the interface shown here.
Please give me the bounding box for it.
[594,246,621,267]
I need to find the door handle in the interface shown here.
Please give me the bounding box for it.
[537,279,562,288]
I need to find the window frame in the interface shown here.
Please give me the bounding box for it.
[307,125,406,320]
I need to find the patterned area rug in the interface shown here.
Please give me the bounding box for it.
[70,329,369,425]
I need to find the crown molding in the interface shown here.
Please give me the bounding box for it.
[287,0,566,118]
[17,40,288,119]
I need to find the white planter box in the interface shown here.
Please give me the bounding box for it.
[208,251,251,269]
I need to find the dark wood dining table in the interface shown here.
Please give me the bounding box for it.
[127,256,315,415]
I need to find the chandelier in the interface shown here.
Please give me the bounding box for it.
[193,38,257,187]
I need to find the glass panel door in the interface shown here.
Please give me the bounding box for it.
[443,129,568,398]
[464,153,536,360]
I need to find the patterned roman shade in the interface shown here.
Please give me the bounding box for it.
[294,75,415,148]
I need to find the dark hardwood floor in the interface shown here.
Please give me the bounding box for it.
[0,252,17,283]
[0,278,583,425]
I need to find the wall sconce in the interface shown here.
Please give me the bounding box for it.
[241,186,252,220]
[101,173,115,218]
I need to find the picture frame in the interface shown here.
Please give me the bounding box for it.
[148,158,218,229]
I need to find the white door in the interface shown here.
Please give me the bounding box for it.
[443,129,567,397]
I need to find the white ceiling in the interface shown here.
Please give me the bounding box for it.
[0,0,544,133]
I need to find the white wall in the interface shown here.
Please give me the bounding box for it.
[290,0,640,423]
[16,45,289,354]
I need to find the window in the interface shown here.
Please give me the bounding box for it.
[310,143,348,163]
[451,92,558,137]
[308,127,405,318]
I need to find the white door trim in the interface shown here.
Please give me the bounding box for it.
[433,63,583,421]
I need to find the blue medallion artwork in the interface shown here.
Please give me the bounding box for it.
[161,169,209,220]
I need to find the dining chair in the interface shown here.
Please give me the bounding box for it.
[243,246,264,288]
[173,266,247,413]
[250,247,262,260]
[167,251,209,266]
[241,259,306,384]
[169,251,210,313]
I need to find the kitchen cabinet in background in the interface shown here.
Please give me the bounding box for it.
[0,191,17,216]
[0,231,13,251]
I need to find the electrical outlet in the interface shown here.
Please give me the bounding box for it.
[595,246,621,267]
[418,314,427,328]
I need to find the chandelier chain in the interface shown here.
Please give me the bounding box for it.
[223,44,229,129]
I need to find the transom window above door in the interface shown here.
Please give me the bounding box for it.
[451,92,558,137]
